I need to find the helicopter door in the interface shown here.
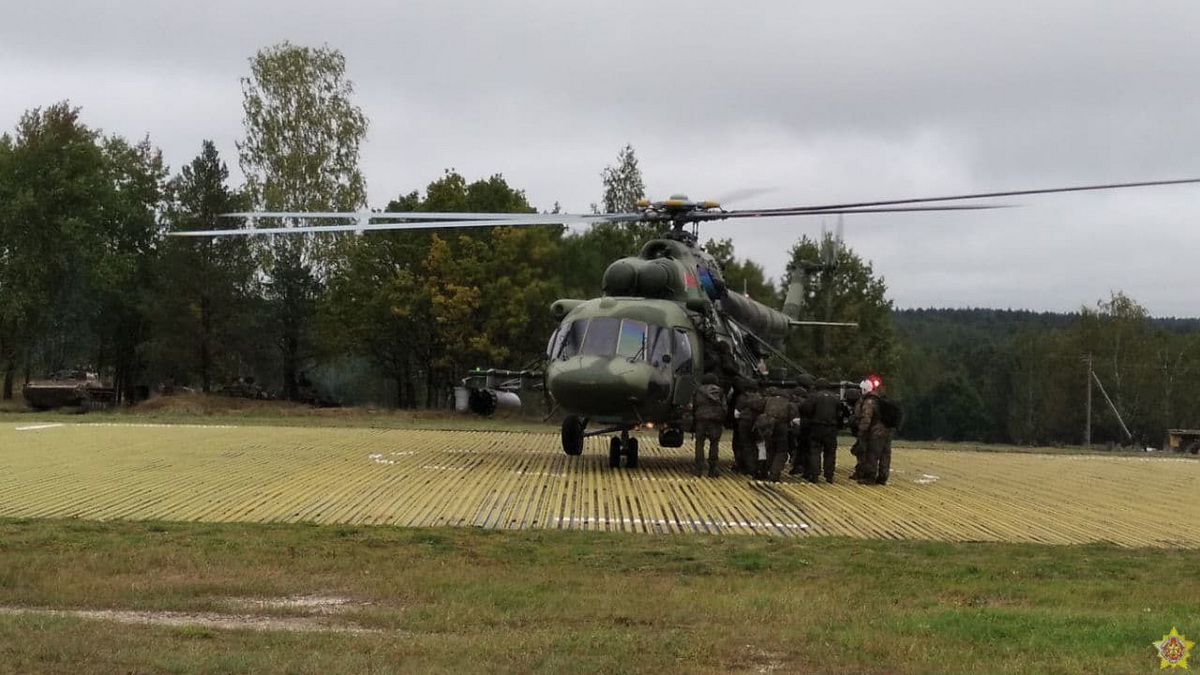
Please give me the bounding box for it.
[671,328,697,406]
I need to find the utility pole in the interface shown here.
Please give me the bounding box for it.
[1084,353,1093,447]
[1092,368,1134,445]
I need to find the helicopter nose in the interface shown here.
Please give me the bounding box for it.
[547,357,663,417]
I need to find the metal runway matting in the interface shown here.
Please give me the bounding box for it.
[2,422,1198,546]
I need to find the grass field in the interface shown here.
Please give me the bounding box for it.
[0,520,1198,674]
[0,400,1198,673]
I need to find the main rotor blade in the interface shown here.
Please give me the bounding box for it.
[738,177,1200,214]
[171,212,645,237]
[714,186,778,205]
[222,210,602,221]
[173,204,1006,236]
[702,204,1009,220]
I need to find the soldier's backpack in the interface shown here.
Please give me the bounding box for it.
[878,396,904,429]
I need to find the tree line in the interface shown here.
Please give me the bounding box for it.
[1,41,1194,448]
[891,300,1200,447]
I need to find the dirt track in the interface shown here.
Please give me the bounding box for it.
[2,422,1197,546]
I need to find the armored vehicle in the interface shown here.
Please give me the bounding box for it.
[22,370,117,411]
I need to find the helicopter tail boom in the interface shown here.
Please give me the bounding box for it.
[719,291,792,345]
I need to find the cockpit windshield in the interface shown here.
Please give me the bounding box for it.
[553,317,667,362]
[616,319,646,358]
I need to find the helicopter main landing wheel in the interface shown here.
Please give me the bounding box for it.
[608,430,639,469]
[561,416,585,456]
[609,437,622,468]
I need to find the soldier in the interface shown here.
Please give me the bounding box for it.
[732,378,764,474]
[804,378,843,483]
[843,394,863,480]
[692,373,727,477]
[755,386,798,482]
[716,340,740,386]
[855,379,893,485]
[788,387,812,479]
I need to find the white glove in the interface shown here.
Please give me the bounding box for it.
[734,409,741,419]
[791,418,801,427]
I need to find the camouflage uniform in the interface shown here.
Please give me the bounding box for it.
[855,391,892,485]
[847,396,863,479]
[805,386,842,483]
[788,388,812,478]
[755,388,798,482]
[732,380,764,474]
[692,374,727,477]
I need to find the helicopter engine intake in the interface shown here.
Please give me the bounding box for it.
[602,257,684,299]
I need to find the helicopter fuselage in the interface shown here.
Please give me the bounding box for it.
[546,232,796,434]
[546,296,700,426]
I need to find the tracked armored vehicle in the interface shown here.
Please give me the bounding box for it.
[22,370,117,412]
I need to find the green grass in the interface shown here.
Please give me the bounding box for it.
[0,519,1196,674]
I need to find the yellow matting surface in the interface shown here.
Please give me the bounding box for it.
[1,422,1197,547]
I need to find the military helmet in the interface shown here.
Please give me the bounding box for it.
[700,373,719,385]
[814,377,828,388]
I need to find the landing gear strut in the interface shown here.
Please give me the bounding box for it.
[608,429,639,469]
[562,420,640,468]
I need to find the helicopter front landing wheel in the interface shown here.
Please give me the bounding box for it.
[561,416,585,456]
[608,437,622,468]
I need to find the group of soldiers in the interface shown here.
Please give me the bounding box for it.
[691,373,894,485]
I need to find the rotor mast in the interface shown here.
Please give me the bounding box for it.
[636,194,722,245]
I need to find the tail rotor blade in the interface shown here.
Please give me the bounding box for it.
[831,215,844,270]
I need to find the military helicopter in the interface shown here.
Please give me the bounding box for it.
[176,177,1200,468]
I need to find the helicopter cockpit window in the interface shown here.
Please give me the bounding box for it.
[673,328,694,373]
[615,319,648,359]
[546,325,563,358]
[556,317,652,360]
[556,318,589,358]
[578,317,619,356]
[649,326,672,366]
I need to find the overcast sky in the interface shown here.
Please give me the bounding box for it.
[4,1,1200,316]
